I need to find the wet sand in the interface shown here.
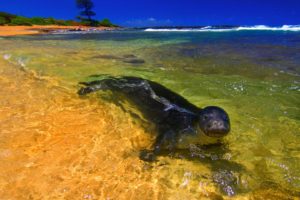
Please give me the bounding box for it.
[0,25,116,36]
[0,58,160,199]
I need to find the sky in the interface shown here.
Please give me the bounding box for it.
[0,0,300,27]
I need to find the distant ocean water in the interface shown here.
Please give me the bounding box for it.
[144,25,300,32]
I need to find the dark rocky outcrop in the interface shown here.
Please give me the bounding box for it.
[91,54,121,60]
[90,53,145,65]
[122,58,145,64]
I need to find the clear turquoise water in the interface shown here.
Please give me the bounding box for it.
[0,31,299,199]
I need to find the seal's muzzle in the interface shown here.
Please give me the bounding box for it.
[199,106,230,138]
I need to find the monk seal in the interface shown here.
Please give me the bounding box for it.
[78,76,230,161]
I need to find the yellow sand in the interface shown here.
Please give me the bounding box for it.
[0,25,115,36]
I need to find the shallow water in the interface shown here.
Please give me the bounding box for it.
[0,31,300,199]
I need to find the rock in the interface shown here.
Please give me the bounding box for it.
[90,53,145,65]
[122,54,137,58]
[91,54,121,60]
[212,170,237,196]
[122,58,145,64]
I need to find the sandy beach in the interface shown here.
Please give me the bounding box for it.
[0,25,116,36]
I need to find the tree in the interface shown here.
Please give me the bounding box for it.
[76,0,96,23]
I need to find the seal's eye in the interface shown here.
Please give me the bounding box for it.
[203,115,208,120]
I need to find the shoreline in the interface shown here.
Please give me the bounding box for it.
[0,25,118,36]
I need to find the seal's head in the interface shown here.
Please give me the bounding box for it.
[199,106,230,138]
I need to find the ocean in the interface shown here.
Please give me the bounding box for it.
[0,28,299,199]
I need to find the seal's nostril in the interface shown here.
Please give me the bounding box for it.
[217,121,223,127]
[212,121,220,127]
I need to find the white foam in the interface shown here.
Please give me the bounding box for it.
[236,25,300,31]
[145,28,234,32]
[17,58,27,67]
[3,54,11,60]
[145,25,300,32]
[145,28,195,32]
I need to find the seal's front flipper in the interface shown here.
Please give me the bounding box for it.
[78,80,110,95]
[139,129,177,162]
[139,150,157,162]
[78,86,96,95]
[79,80,102,86]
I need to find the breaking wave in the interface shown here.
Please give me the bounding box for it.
[145,25,300,32]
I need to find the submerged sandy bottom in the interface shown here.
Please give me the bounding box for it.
[0,60,162,199]
[0,31,300,199]
[1,59,299,200]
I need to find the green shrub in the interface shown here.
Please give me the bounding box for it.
[30,17,48,25]
[69,20,82,26]
[10,16,32,26]
[62,20,75,26]
[53,20,75,26]
[46,17,56,25]
[78,18,95,26]
[0,11,119,27]
[0,16,6,25]
[0,12,16,23]
[99,18,114,27]
[53,20,66,26]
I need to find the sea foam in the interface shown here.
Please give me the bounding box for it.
[3,54,12,60]
[145,25,300,32]
[236,25,300,31]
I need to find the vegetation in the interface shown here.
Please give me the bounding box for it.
[10,16,32,26]
[0,12,16,24]
[76,0,96,25]
[0,11,117,27]
[75,0,117,27]
[99,18,115,27]
[0,16,6,25]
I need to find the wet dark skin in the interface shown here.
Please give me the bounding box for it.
[78,76,231,161]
